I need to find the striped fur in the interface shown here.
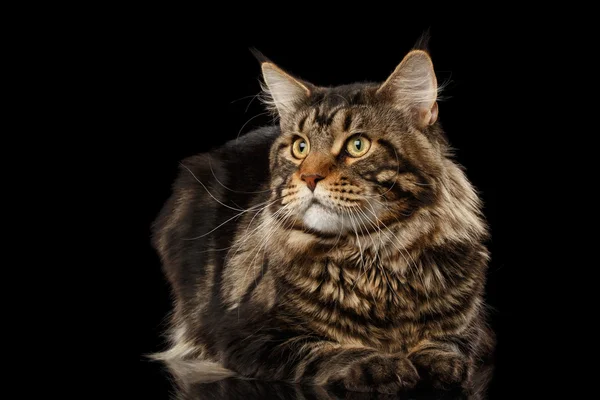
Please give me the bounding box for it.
[152,50,494,394]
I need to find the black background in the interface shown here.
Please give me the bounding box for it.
[133,14,523,399]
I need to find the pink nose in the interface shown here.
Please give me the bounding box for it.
[301,174,324,192]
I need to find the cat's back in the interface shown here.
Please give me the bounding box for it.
[152,126,280,300]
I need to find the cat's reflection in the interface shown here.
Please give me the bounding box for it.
[175,365,492,400]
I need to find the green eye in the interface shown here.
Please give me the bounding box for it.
[346,135,371,157]
[292,137,309,159]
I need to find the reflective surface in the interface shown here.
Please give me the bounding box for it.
[177,378,480,400]
[165,363,494,400]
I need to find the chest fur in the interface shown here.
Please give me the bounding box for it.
[276,256,478,351]
[279,259,408,348]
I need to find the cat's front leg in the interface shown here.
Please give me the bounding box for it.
[407,338,472,389]
[221,326,419,393]
[324,352,420,393]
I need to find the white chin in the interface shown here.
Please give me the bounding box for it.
[302,203,344,234]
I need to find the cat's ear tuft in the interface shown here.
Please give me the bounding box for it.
[377,50,439,127]
[259,62,311,120]
[249,47,271,64]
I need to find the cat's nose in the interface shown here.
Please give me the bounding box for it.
[301,174,324,192]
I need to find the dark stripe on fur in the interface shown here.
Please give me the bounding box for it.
[343,110,353,132]
[240,261,269,304]
[298,115,307,132]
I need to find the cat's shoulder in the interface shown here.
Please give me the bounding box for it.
[221,125,281,155]
[178,125,280,173]
[152,126,279,262]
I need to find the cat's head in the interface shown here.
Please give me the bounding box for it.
[260,50,448,237]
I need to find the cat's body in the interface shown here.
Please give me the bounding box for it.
[152,51,495,394]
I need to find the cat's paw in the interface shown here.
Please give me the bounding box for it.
[413,352,469,388]
[330,354,419,394]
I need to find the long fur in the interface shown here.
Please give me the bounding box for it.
[152,50,495,395]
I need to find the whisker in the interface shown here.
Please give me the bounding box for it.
[194,245,237,255]
[353,206,402,305]
[344,208,369,291]
[350,208,380,304]
[236,111,272,141]
[183,196,283,240]
[234,205,294,301]
[229,202,293,262]
[180,163,247,212]
[244,93,260,113]
[360,198,425,297]
[243,204,296,274]
[229,93,259,105]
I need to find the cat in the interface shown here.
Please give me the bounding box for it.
[151,47,495,394]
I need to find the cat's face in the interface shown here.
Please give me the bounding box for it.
[263,51,445,237]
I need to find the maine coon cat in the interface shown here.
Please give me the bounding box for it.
[152,48,495,394]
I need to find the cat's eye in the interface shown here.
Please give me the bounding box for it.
[292,137,310,159]
[346,135,371,158]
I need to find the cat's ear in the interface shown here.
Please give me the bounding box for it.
[377,50,439,127]
[260,62,312,119]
